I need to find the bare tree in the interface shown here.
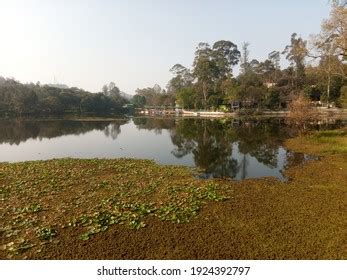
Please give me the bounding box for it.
[287,94,319,131]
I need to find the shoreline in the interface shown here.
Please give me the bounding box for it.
[0,108,347,121]
[138,108,347,118]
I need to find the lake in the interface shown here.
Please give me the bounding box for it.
[0,117,327,180]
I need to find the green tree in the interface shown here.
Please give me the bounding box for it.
[192,40,240,109]
[108,82,120,96]
[265,88,280,109]
[176,87,197,109]
[135,85,164,106]
[221,78,240,110]
[167,64,193,94]
[102,85,108,95]
[268,51,282,83]
[212,40,241,78]
[240,42,251,74]
[283,33,308,90]
[132,94,146,108]
[193,43,218,109]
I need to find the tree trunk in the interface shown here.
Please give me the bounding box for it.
[327,54,331,105]
[203,81,207,109]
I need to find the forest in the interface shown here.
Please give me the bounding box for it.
[0,79,128,115]
[0,2,346,115]
[132,2,347,111]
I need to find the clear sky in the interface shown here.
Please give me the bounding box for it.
[0,0,331,95]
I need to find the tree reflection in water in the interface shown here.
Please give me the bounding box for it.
[133,117,305,179]
[0,117,325,179]
[0,119,129,145]
[173,118,290,178]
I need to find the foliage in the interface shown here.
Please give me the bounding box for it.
[320,1,347,61]
[131,94,146,108]
[287,94,319,130]
[176,87,197,108]
[135,85,175,107]
[167,64,194,95]
[264,88,280,109]
[282,33,308,89]
[36,227,57,241]
[1,2,346,114]
[160,3,346,111]
[0,79,127,115]
[0,158,229,258]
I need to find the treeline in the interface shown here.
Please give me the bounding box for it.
[0,78,128,116]
[132,2,347,110]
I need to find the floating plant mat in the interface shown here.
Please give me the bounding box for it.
[0,158,230,258]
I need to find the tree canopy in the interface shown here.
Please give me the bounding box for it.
[0,78,127,115]
[131,2,346,111]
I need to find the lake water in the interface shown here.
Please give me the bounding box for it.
[0,117,320,180]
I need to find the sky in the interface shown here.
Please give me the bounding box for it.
[0,0,331,95]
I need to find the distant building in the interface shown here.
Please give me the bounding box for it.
[264,82,276,88]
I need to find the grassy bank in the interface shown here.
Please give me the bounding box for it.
[0,129,346,259]
[285,129,347,154]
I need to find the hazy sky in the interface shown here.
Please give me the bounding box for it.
[0,0,331,94]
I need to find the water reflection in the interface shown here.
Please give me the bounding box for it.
[0,117,330,180]
[135,118,296,179]
[0,119,129,145]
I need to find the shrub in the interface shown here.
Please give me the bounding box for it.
[287,94,319,130]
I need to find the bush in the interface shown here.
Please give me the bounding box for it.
[287,94,319,130]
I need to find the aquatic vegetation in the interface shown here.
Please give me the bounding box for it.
[36,227,57,241]
[0,158,229,258]
[17,204,43,214]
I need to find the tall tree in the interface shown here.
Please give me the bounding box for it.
[268,51,280,70]
[167,64,193,94]
[283,33,308,90]
[192,43,218,109]
[212,40,241,78]
[221,78,240,109]
[268,51,281,81]
[321,1,347,61]
[310,1,346,101]
[240,42,251,74]
[102,84,108,95]
[192,41,240,109]
[108,82,120,96]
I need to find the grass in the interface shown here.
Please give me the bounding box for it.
[285,128,347,154]
[310,130,347,153]
[0,128,346,259]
